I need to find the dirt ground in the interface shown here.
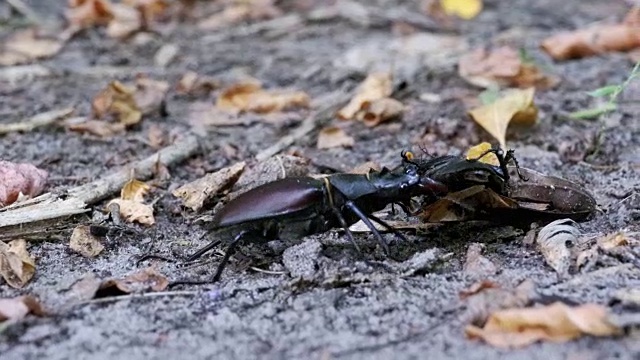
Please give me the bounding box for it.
[2,0,640,359]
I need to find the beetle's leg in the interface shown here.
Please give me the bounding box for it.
[186,239,223,262]
[135,253,178,266]
[504,149,528,181]
[211,231,246,282]
[366,213,407,243]
[344,200,391,256]
[469,147,511,182]
[330,206,363,255]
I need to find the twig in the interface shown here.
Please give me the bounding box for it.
[0,135,201,240]
[255,92,346,161]
[79,290,199,306]
[0,107,74,134]
[6,0,42,24]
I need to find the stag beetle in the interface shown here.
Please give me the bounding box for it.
[179,153,447,283]
[407,147,527,197]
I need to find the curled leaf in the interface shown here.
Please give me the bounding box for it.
[216,82,310,114]
[95,267,169,298]
[337,72,393,120]
[468,87,537,149]
[360,98,404,127]
[121,178,151,202]
[92,81,141,126]
[0,239,36,289]
[69,225,104,258]
[107,178,154,225]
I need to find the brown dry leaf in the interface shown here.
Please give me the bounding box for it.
[173,161,246,211]
[0,296,45,322]
[465,302,622,348]
[466,142,499,165]
[107,199,155,225]
[187,103,252,132]
[463,243,497,277]
[198,0,282,30]
[350,161,381,175]
[123,0,169,26]
[121,178,151,202]
[106,3,142,38]
[133,75,169,114]
[458,47,559,89]
[317,126,355,149]
[176,71,219,95]
[67,119,126,137]
[597,232,631,250]
[462,280,536,327]
[0,161,48,207]
[216,82,310,114]
[468,87,537,149]
[66,0,114,29]
[359,98,405,127]
[147,124,165,149]
[541,8,640,60]
[0,240,36,289]
[69,225,104,258]
[420,185,486,222]
[0,28,66,66]
[337,72,393,120]
[95,267,168,297]
[92,81,142,126]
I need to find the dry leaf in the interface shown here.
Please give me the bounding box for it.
[69,225,104,258]
[216,82,310,114]
[133,75,169,114]
[0,160,48,207]
[462,280,536,326]
[233,155,310,190]
[359,98,404,127]
[458,47,559,89]
[107,199,155,225]
[439,0,482,19]
[541,8,640,60]
[176,71,219,95]
[350,161,381,175]
[0,28,65,66]
[463,243,497,277]
[121,178,151,202]
[468,87,537,149]
[597,232,631,250]
[187,102,253,132]
[317,127,355,149]
[95,267,168,297]
[147,124,165,149]
[106,3,142,38]
[67,119,126,137]
[92,81,142,126]
[123,0,169,26]
[337,72,393,120]
[66,0,114,29]
[465,142,499,165]
[0,240,36,289]
[466,302,621,348]
[0,296,45,322]
[173,161,246,211]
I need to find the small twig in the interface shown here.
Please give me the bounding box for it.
[0,107,74,134]
[79,290,199,306]
[249,266,286,276]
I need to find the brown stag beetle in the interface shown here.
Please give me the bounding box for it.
[405,146,528,197]
[171,153,447,283]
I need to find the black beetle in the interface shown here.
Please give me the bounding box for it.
[182,153,447,283]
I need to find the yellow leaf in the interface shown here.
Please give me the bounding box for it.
[317,127,354,149]
[107,199,155,225]
[337,72,393,120]
[121,178,150,202]
[440,0,483,20]
[468,88,537,149]
[465,142,499,165]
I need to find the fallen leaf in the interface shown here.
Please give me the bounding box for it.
[92,81,142,126]
[597,232,631,250]
[458,47,559,89]
[468,87,537,149]
[233,155,310,190]
[121,178,151,202]
[541,8,640,60]
[465,142,499,165]
[0,296,45,323]
[359,98,405,127]
[147,124,165,149]
[317,126,355,149]
[216,82,310,114]
[66,0,114,29]
[176,71,219,95]
[94,267,168,298]
[132,75,169,114]
[69,225,104,258]
[106,3,142,38]
[337,72,393,120]
[67,119,126,137]
[198,0,282,30]
[350,161,381,175]
[536,219,581,278]
[463,243,497,277]
[0,161,48,207]
[0,28,66,66]
[462,280,535,326]
[439,0,482,19]
[466,302,621,348]
[123,0,169,27]
[0,239,36,289]
[64,273,103,303]
[173,161,246,211]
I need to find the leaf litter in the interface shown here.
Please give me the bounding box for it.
[0,239,36,289]
[107,178,155,225]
